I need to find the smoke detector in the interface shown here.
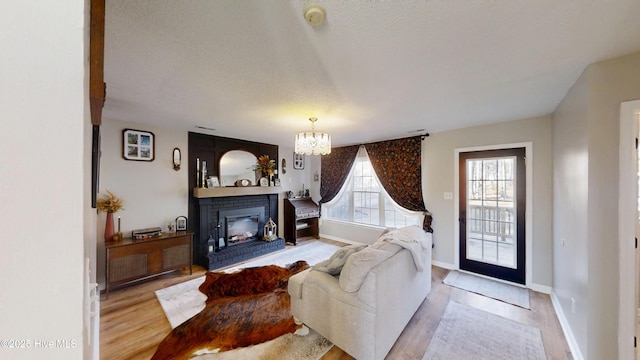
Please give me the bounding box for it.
[304,5,326,27]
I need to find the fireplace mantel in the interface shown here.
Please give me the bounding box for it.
[193,186,281,198]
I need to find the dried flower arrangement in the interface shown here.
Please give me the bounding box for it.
[96,190,124,213]
[254,155,276,176]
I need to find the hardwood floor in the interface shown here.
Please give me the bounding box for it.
[100,239,573,360]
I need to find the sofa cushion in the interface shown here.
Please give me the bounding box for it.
[339,246,399,292]
[313,244,367,276]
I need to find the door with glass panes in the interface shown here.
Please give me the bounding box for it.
[459,148,526,284]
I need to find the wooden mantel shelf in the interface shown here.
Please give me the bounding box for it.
[193,186,281,198]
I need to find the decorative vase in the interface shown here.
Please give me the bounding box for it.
[105,212,115,242]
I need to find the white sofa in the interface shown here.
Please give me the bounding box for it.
[288,225,432,360]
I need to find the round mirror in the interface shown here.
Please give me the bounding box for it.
[219,150,258,186]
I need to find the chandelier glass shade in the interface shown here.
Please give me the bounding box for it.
[294,117,331,155]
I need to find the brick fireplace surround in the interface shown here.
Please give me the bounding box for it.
[196,192,284,270]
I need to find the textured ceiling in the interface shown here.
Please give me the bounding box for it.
[103,1,640,147]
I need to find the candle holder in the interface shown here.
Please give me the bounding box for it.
[113,216,123,241]
[263,218,278,241]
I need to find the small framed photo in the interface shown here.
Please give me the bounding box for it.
[206,176,220,188]
[274,178,281,187]
[123,129,155,161]
[175,216,188,231]
[293,153,304,170]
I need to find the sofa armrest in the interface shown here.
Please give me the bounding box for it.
[299,269,375,312]
[288,268,310,301]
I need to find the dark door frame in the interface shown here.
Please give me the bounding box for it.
[455,143,532,286]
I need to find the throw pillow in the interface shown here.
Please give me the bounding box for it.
[313,244,367,276]
[339,247,396,292]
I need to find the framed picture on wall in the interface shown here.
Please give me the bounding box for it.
[293,152,304,170]
[123,129,155,161]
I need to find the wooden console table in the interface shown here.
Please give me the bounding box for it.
[105,231,193,298]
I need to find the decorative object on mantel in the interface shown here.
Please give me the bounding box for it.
[96,190,124,242]
[172,147,181,171]
[263,218,278,241]
[123,128,155,161]
[201,160,208,188]
[196,158,208,188]
[254,155,276,179]
[294,117,331,155]
[175,216,188,231]
[259,177,269,186]
[207,176,220,188]
[235,178,251,187]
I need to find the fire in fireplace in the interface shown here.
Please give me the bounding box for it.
[226,214,259,245]
[219,206,265,249]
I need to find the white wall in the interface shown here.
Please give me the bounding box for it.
[552,70,590,358]
[0,1,87,359]
[586,51,640,359]
[424,116,553,288]
[97,119,189,286]
[316,119,554,272]
[277,145,313,237]
[552,50,640,360]
[96,125,312,282]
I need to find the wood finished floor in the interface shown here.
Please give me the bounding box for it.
[100,239,573,360]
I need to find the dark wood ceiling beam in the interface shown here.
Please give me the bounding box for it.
[89,0,105,125]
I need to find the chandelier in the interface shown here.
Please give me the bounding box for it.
[294,117,331,155]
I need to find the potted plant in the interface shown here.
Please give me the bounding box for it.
[254,155,276,179]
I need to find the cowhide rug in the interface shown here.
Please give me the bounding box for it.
[151,261,310,360]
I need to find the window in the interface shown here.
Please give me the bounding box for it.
[325,149,421,228]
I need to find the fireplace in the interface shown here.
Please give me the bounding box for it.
[226,215,259,245]
[196,193,284,270]
[220,207,264,248]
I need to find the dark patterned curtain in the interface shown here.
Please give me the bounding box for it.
[365,136,433,232]
[319,145,360,204]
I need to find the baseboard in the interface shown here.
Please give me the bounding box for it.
[529,283,552,294]
[318,233,359,245]
[550,291,584,360]
[431,260,456,270]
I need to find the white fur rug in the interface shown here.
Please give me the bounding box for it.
[155,240,342,328]
[423,301,546,360]
[443,271,530,309]
[189,326,332,360]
